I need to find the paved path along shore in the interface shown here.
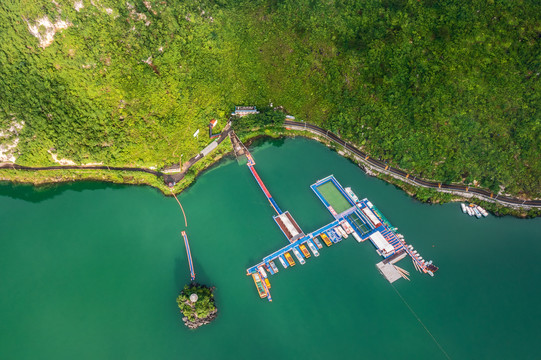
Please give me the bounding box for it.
[284,120,541,209]
[1,119,539,209]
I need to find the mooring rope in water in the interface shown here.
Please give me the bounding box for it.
[170,190,188,227]
[391,283,452,360]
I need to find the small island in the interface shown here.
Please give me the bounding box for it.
[176,283,217,329]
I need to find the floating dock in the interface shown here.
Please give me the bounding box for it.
[274,211,304,242]
[240,142,438,299]
[181,231,196,281]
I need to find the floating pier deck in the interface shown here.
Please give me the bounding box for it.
[245,151,282,215]
[181,231,196,281]
[240,141,438,299]
[274,211,304,242]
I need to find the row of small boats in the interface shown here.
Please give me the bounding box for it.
[461,203,488,218]
[267,226,351,274]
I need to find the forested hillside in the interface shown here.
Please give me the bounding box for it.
[0,0,539,197]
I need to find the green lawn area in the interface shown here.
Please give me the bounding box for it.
[316,181,352,214]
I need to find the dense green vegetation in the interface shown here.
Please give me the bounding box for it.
[0,0,539,196]
[176,284,217,323]
[232,107,285,132]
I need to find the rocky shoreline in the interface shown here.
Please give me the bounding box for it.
[182,308,218,329]
[177,283,218,329]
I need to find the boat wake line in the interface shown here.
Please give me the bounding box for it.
[170,190,188,227]
[390,283,452,360]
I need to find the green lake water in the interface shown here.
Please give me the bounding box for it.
[1,137,540,359]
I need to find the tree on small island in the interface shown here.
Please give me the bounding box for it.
[176,283,217,329]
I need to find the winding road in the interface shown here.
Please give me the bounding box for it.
[1,119,539,209]
[0,163,162,176]
[284,120,541,208]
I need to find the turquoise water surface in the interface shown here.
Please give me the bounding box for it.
[1,137,540,359]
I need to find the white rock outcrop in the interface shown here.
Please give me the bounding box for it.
[48,150,77,166]
[74,0,84,11]
[26,16,72,48]
[0,120,24,163]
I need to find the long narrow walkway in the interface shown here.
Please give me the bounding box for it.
[248,164,282,215]
[235,132,282,215]
[181,231,195,281]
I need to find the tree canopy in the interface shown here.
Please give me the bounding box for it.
[177,284,216,323]
[0,0,539,196]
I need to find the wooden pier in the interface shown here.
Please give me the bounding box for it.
[229,131,246,161]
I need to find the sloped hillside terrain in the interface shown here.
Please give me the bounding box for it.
[0,0,539,197]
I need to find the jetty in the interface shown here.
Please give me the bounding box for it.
[181,231,196,281]
[239,140,438,301]
[229,131,246,161]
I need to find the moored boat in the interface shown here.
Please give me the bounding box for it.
[477,205,489,217]
[327,229,341,243]
[313,236,323,249]
[461,203,467,213]
[335,226,348,238]
[252,273,267,298]
[284,252,296,266]
[307,241,320,257]
[292,248,306,264]
[321,233,332,246]
[269,261,279,273]
[300,244,311,258]
[351,231,362,242]
[340,220,354,234]
[278,255,289,268]
[345,187,359,202]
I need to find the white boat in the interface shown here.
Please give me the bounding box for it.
[278,256,288,269]
[351,231,362,242]
[292,248,306,264]
[467,207,474,216]
[477,205,489,217]
[473,207,482,218]
[339,225,350,237]
[307,241,320,257]
[340,220,354,234]
[313,237,323,249]
[461,203,467,213]
[335,226,348,238]
[258,267,267,278]
[345,187,359,202]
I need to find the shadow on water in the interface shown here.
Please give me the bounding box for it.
[247,136,286,149]
[0,181,158,203]
[174,256,212,290]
